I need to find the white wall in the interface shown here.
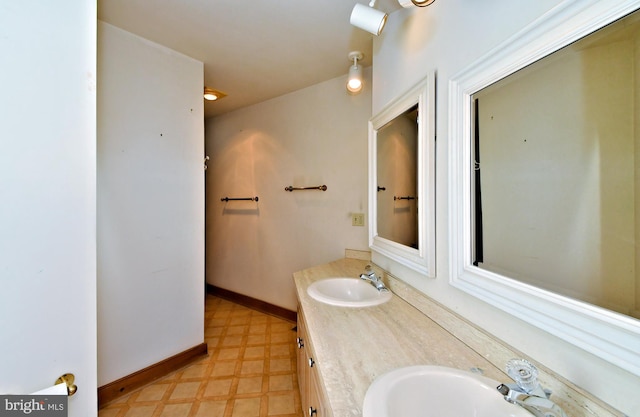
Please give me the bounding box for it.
[205,71,371,311]
[372,0,640,415]
[0,1,97,416]
[97,22,205,385]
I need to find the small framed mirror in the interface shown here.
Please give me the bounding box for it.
[369,72,436,276]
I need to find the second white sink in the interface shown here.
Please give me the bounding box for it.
[307,277,392,307]
[363,365,533,417]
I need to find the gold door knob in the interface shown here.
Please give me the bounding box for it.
[55,373,77,396]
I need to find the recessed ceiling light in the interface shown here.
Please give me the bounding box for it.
[204,87,227,101]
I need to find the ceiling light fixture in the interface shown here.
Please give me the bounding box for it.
[350,0,388,36]
[203,87,227,101]
[398,0,436,6]
[346,51,364,94]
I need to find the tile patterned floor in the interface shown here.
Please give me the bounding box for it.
[98,295,302,417]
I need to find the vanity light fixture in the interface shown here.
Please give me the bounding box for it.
[346,51,364,94]
[203,87,227,101]
[350,0,388,36]
[398,0,436,7]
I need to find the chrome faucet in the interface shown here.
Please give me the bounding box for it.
[497,359,568,417]
[359,265,388,292]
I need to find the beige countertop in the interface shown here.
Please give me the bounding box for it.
[294,256,623,417]
[293,257,513,417]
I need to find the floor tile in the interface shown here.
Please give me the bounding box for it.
[270,344,290,357]
[270,332,293,344]
[158,403,193,417]
[236,376,263,394]
[244,346,265,359]
[231,397,261,417]
[203,378,232,397]
[99,295,301,417]
[136,383,170,402]
[249,323,267,334]
[269,374,293,392]
[180,363,209,380]
[123,405,157,417]
[226,325,247,335]
[96,409,120,417]
[221,335,243,347]
[247,334,267,345]
[269,358,292,373]
[193,400,227,417]
[240,359,264,375]
[267,392,296,415]
[211,361,237,377]
[217,347,241,360]
[169,381,201,400]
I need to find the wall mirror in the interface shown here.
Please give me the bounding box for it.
[376,104,418,248]
[449,0,640,376]
[369,72,435,276]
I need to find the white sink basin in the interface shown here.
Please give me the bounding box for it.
[363,366,533,417]
[307,278,392,307]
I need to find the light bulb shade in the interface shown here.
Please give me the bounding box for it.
[350,3,388,36]
[347,64,363,94]
[398,0,436,7]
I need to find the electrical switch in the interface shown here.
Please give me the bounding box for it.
[352,213,365,227]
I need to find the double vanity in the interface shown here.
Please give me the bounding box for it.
[293,255,623,417]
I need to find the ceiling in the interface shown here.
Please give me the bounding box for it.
[98,0,404,118]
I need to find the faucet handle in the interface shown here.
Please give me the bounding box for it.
[362,265,376,277]
[506,358,541,394]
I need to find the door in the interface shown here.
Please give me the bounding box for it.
[0,1,98,416]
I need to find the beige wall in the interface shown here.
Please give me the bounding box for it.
[205,71,371,311]
[97,22,205,386]
[635,20,640,319]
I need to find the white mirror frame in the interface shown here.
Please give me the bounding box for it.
[369,72,436,276]
[449,0,640,376]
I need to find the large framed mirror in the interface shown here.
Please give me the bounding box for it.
[449,0,640,376]
[369,72,436,276]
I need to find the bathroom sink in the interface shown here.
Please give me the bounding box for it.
[306,277,392,307]
[363,366,533,417]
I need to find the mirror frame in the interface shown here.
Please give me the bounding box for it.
[369,72,436,276]
[449,0,640,376]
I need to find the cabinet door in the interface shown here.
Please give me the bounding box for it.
[297,308,332,417]
[297,308,309,413]
[308,363,326,417]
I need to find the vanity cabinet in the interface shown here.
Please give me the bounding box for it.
[297,308,332,417]
[292,258,620,417]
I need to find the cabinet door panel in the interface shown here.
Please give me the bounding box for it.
[297,307,332,417]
